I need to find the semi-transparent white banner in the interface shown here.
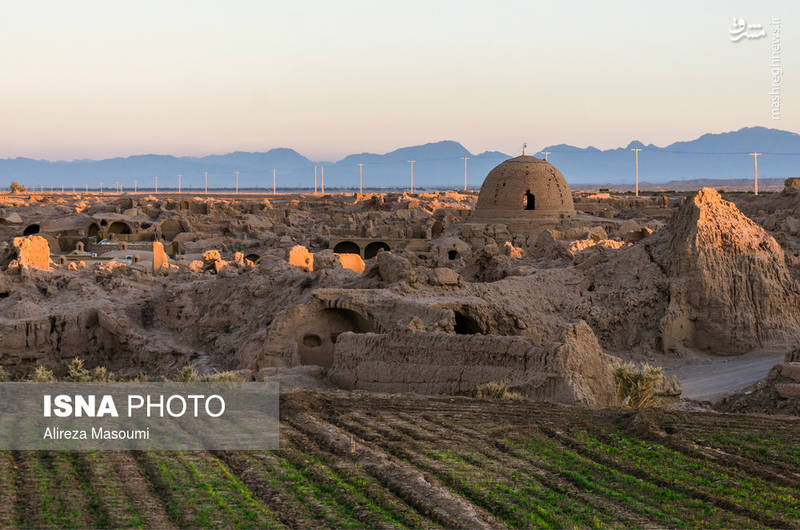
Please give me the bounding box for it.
[0,382,279,450]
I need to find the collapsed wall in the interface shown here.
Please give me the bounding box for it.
[653,188,800,354]
[328,320,619,407]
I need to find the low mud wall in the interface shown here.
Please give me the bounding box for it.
[329,324,618,407]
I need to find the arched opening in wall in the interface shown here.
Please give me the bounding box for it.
[333,241,360,255]
[296,308,375,368]
[431,221,443,238]
[448,250,460,260]
[23,224,40,236]
[100,219,108,226]
[108,221,132,235]
[364,241,390,259]
[87,223,100,238]
[245,253,260,263]
[159,219,184,241]
[454,310,482,335]
[524,190,536,210]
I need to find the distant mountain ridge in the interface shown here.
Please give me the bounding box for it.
[2,127,799,188]
[539,126,800,183]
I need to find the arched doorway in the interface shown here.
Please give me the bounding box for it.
[108,221,132,234]
[333,241,360,255]
[87,223,100,237]
[364,241,390,259]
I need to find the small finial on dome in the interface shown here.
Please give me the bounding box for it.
[522,143,527,155]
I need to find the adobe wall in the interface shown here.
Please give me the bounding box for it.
[328,322,619,407]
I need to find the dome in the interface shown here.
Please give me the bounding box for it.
[473,155,575,228]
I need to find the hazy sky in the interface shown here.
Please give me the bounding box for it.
[1,1,797,160]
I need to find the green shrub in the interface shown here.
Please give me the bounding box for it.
[476,380,523,401]
[613,361,663,408]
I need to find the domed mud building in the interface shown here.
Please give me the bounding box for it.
[473,155,575,232]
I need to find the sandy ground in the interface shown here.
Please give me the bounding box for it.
[665,349,786,402]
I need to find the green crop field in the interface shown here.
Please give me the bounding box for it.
[1,392,798,528]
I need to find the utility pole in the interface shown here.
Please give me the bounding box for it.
[154,175,158,193]
[204,171,208,194]
[61,184,64,193]
[99,182,103,194]
[407,160,415,193]
[314,165,318,194]
[134,179,137,193]
[540,151,550,162]
[631,148,641,197]
[235,171,239,194]
[357,163,364,194]
[321,165,324,194]
[273,168,276,195]
[178,173,182,193]
[85,184,88,193]
[750,152,761,195]
[461,156,469,191]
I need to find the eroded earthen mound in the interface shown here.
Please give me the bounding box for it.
[656,188,800,353]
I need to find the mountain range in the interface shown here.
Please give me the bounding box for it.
[2,127,799,189]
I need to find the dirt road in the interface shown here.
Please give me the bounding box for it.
[665,351,785,402]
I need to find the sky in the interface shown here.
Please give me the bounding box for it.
[1,0,798,161]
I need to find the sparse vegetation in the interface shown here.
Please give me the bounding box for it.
[476,380,523,401]
[27,364,55,382]
[65,357,115,382]
[175,362,244,382]
[613,361,663,408]
[0,365,9,382]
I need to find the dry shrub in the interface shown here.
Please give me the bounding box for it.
[476,380,523,401]
[65,357,115,382]
[175,363,243,383]
[28,364,55,382]
[0,366,9,382]
[613,361,663,408]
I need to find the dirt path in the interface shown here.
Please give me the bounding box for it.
[665,351,785,402]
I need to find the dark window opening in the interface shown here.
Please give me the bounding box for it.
[454,310,482,334]
[302,334,322,347]
[364,241,390,259]
[87,223,100,237]
[23,224,40,236]
[524,190,536,210]
[448,250,459,260]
